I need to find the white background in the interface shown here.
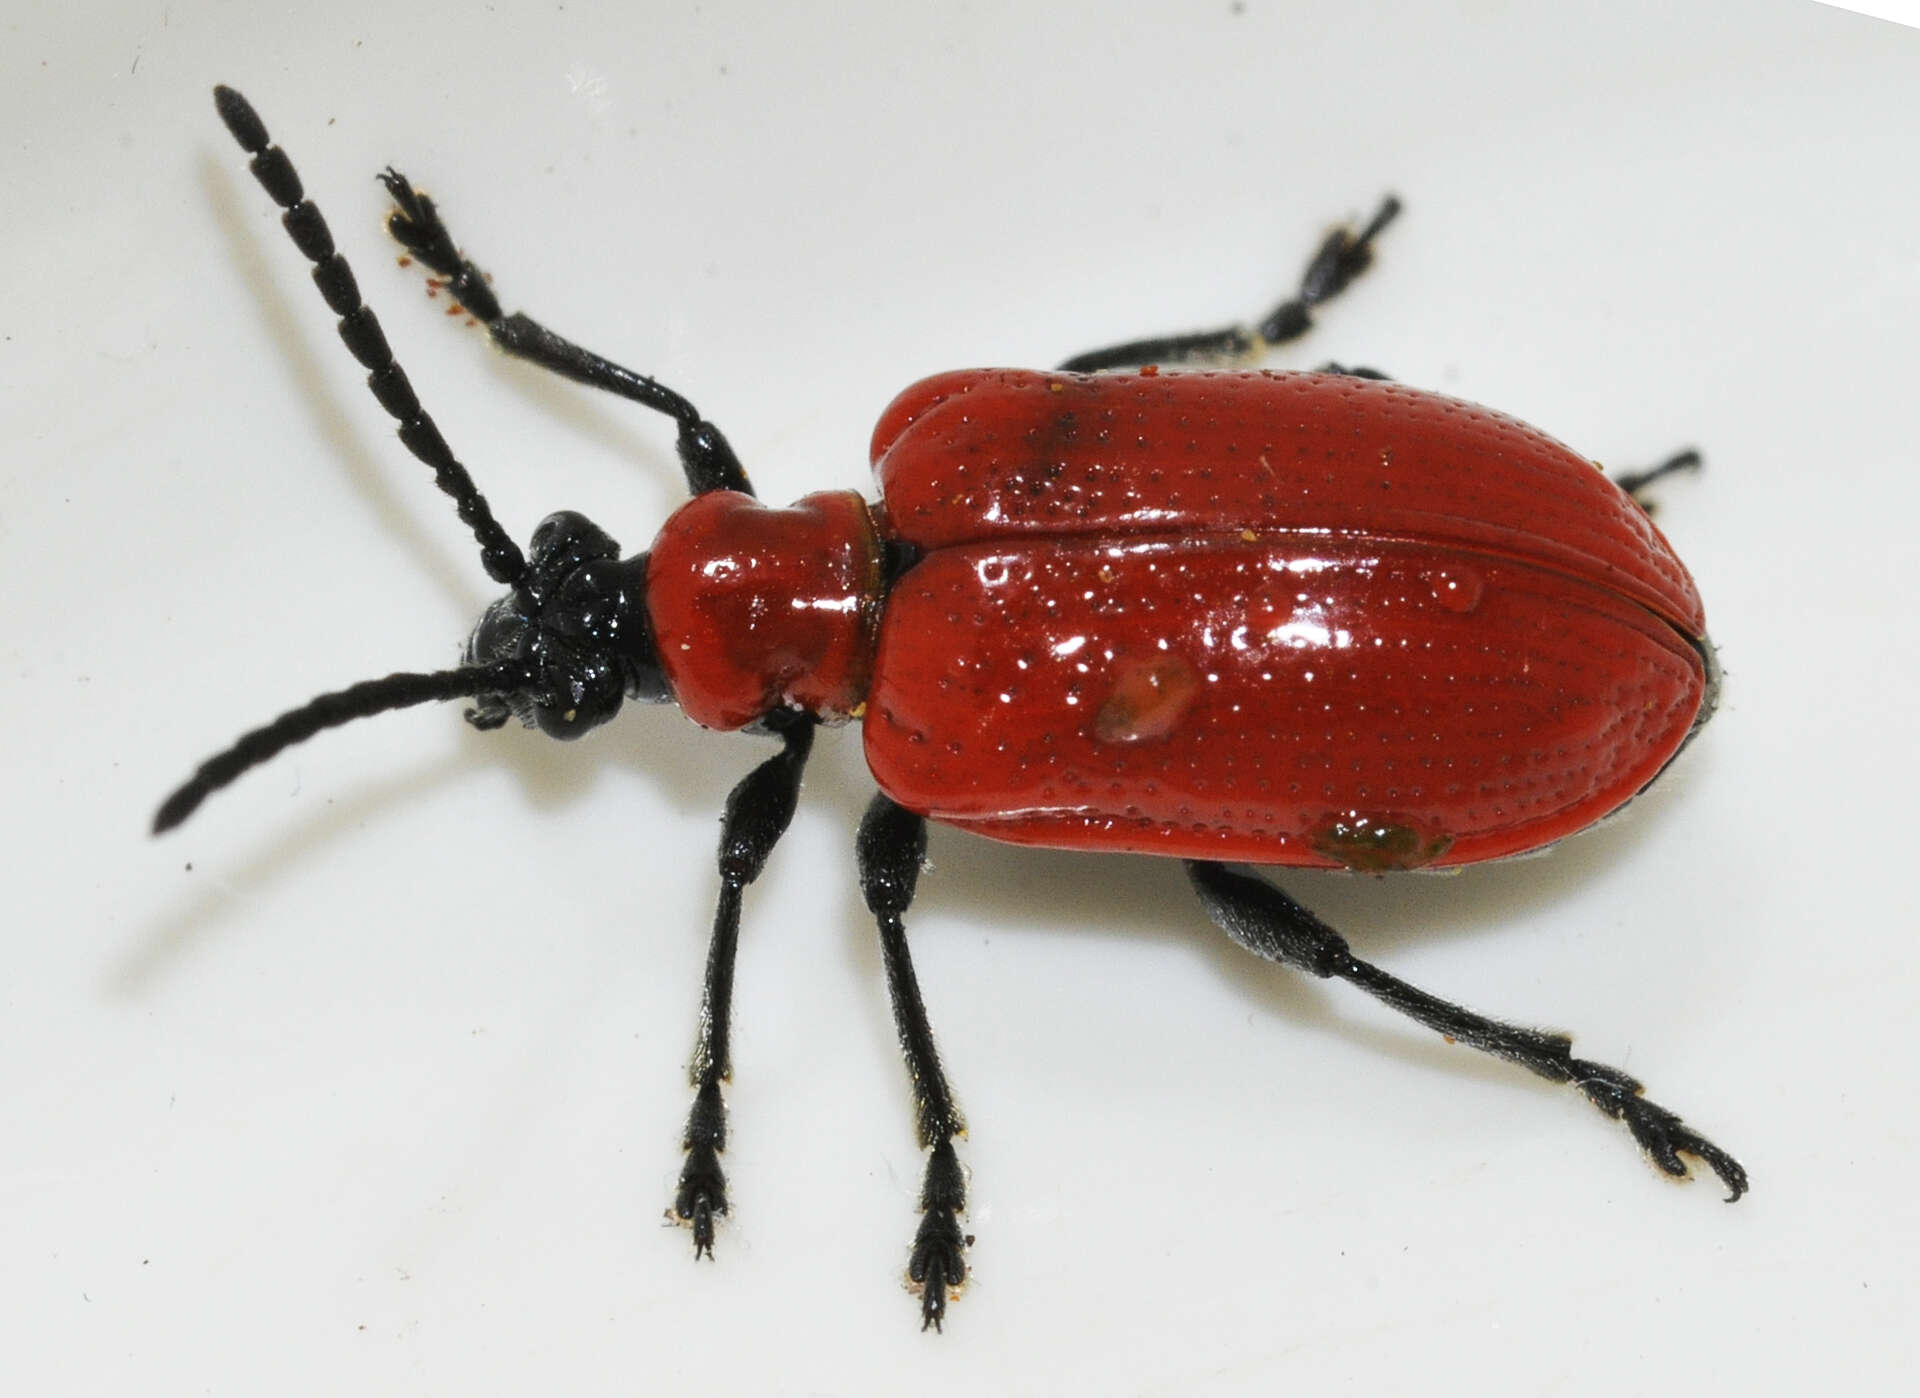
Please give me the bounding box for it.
[5,2,1917,1393]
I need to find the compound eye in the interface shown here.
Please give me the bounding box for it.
[531,647,625,740]
[467,593,532,667]
[532,704,595,739]
[532,694,620,740]
[529,511,620,571]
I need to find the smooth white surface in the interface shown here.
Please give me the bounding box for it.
[5,2,1917,1393]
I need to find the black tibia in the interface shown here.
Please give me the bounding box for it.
[1185,861,1748,1202]
[211,87,526,586]
[857,795,969,1331]
[380,170,752,498]
[1612,448,1703,510]
[675,710,817,1258]
[1057,195,1402,373]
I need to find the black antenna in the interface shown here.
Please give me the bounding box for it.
[211,85,528,587]
[154,89,547,836]
[153,661,532,834]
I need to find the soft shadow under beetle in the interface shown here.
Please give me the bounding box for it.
[158,87,1746,1330]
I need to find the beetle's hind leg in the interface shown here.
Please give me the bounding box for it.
[673,711,816,1257]
[1056,195,1401,373]
[379,171,752,497]
[1185,861,1748,1201]
[857,796,971,1331]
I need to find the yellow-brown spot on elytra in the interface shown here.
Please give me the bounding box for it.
[1094,654,1199,744]
[1309,812,1453,871]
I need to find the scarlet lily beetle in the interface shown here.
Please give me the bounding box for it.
[159,87,1747,1330]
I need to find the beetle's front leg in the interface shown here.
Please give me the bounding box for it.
[1186,861,1748,1201]
[380,171,752,497]
[674,711,815,1256]
[857,795,970,1331]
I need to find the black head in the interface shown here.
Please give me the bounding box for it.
[463,511,666,739]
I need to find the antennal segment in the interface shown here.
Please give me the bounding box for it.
[211,85,528,586]
[152,660,531,834]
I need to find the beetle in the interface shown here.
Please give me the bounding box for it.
[158,87,1746,1330]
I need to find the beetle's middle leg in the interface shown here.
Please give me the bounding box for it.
[1185,861,1749,1201]
[857,795,971,1331]
[1057,195,1401,373]
[379,171,752,497]
[673,710,816,1257]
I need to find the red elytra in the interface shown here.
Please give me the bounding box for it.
[644,367,1710,872]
